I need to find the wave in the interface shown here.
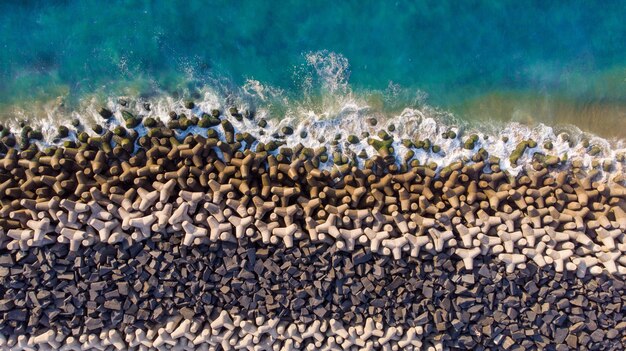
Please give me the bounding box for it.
[1,51,624,181]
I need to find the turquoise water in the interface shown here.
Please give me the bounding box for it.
[2,1,626,137]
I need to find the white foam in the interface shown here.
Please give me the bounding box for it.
[2,51,625,180]
[304,50,351,95]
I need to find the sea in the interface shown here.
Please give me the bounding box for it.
[1,0,625,170]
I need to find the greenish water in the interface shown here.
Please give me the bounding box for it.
[2,0,626,138]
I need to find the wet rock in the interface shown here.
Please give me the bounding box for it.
[28,130,43,140]
[143,117,157,128]
[125,117,141,129]
[543,140,553,150]
[464,134,479,150]
[98,107,113,119]
[57,125,69,138]
[92,124,104,134]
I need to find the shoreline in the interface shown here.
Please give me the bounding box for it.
[0,101,625,349]
[2,84,626,147]
[453,90,626,140]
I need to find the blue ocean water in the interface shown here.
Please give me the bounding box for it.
[1,1,626,138]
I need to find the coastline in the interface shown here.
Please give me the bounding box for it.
[454,90,626,140]
[0,100,625,349]
[3,1,626,349]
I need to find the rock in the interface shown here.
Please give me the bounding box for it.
[543,141,553,150]
[221,120,235,134]
[57,125,69,138]
[0,105,625,351]
[502,336,515,349]
[404,150,415,162]
[77,131,89,143]
[478,265,491,278]
[7,309,27,321]
[104,300,121,311]
[28,130,43,140]
[581,138,590,148]
[554,328,568,344]
[565,334,578,348]
[464,134,479,150]
[589,145,602,156]
[0,299,15,311]
[98,107,113,119]
[281,126,294,135]
[125,117,141,129]
[178,117,191,130]
[121,110,135,121]
[589,329,604,343]
[456,296,474,309]
[544,155,560,166]
[401,139,414,148]
[143,117,157,128]
[510,140,531,165]
[92,124,104,134]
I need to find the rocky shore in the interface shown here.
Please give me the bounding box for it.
[0,103,625,350]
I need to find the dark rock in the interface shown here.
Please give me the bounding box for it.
[7,309,27,321]
[0,300,15,311]
[98,107,113,119]
[478,264,491,278]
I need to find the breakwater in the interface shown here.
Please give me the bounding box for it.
[0,100,625,350]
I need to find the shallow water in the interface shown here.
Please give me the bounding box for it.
[1,1,626,140]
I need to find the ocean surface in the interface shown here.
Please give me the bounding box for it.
[1,0,626,142]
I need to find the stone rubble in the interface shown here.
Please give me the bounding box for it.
[1,105,625,349]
